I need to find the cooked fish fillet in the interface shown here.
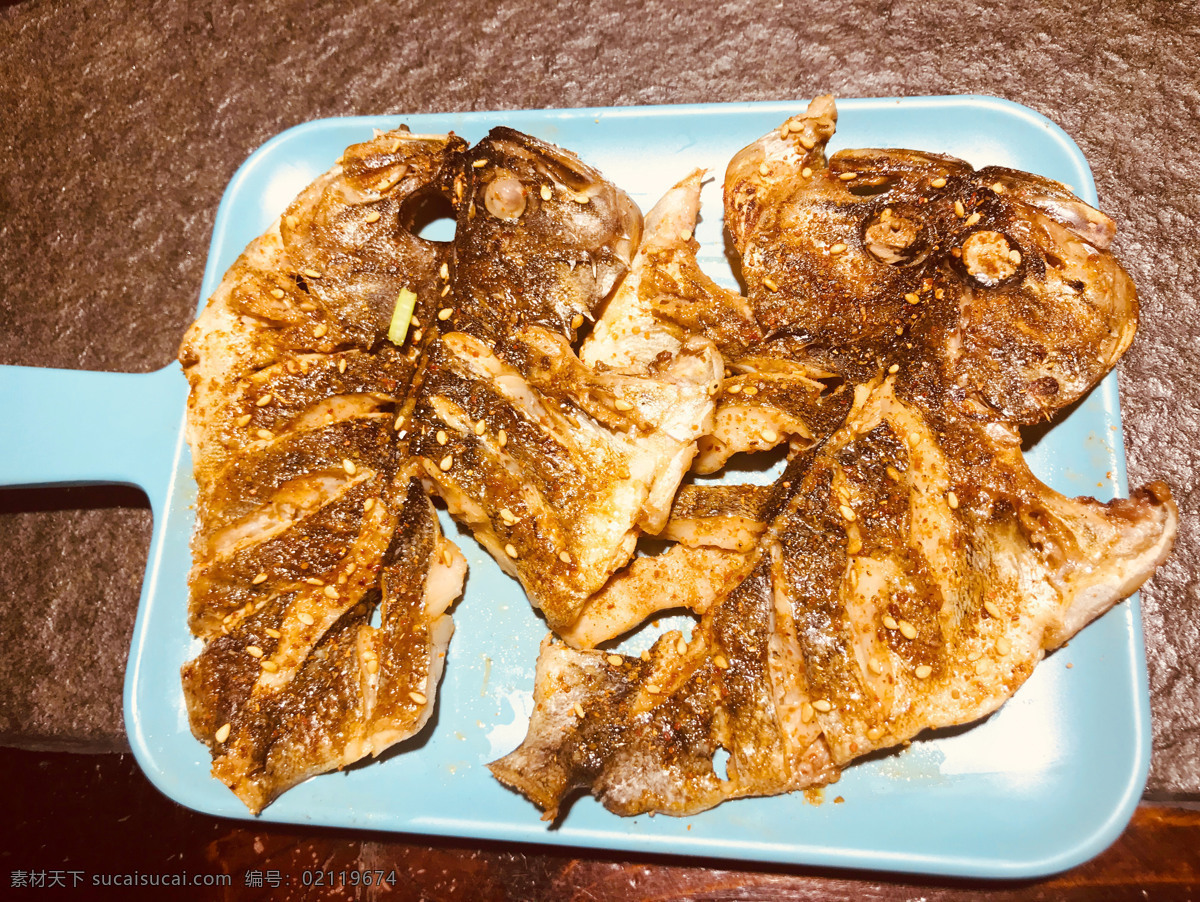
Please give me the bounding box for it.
[412,160,723,631]
[179,128,468,811]
[490,97,1177,819]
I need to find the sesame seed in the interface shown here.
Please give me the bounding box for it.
[256,429,274,440]
[779,123,790,140]
[410,690,428,704]
[839,504,856,522]
[761,428,779,443]
[436,429,448,445]
[799,135,816,150]
[886,465,901,481]
[540,184,553,200]
[270,287,285,299]
[571,313,584,330]
[801,166,813,178]
[996,637,1011,656]
[759,162,770,176]
[342,458,356,475]
[299,612,315,625]
[954,200,966,218]
[763,276,779,292]
[883,615,899,630]
[247,646,264,658]
[905,292,921,304]
[505,543,518,559]
[573,702,585,717]
[265,628,281,639]
[614,399,633,411]
[338,358,347,374]
[915,664,933,679]
[236,413,252,427]
[365,658,379,674]
[439,454,453,471]
[304,577,324,586]
[868,658,883,675]
[713,655,729,670]
[830,243,848,254]
[813,699,832,713]
[313,323,328,338]
[323,585,339,598]
[498,430,507,448]
[559,551,572,564]
[252,572,268,585]
[472,159,488,168]
[1009,250,1022,264]
[364,497,375,512]
[299,301,318,311]
[801,702,815,723]
[931,177,947,188]
[439,262,449,280]
[646,684,661,694]
[438,307,453,321]
[261,660,279,673]
[965,212,981,227]
[606,654,623,667]
[440,285,450,297]
[215,723,232,743]
[303,268,322,279]
[899,620,918,640]
[983,600,1002,619]
[500,508,516,524]
[676,638,688,655]
[364,210,382,223]
[412,329,423,343]
[888,363,900,374]
[474,420,486,436]
[570,192,589,204]
[847,535,863,555]
[726,383,742,394]
[838,171,858,181]
[947,491,959,509]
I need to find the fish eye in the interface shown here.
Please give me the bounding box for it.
[484,174,528,221]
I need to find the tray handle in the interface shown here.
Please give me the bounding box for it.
[0,364,185,493]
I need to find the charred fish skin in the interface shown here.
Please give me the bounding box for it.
[447,127,641,348]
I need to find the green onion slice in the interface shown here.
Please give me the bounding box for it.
[388,287,417,345]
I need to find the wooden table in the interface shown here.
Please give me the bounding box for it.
[4,748,1198,900]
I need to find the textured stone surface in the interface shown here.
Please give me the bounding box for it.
[0,0,1195,794]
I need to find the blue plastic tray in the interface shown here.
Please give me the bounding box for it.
[0,97,1150,879]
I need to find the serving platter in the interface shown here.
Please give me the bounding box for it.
[0,97,1150,878]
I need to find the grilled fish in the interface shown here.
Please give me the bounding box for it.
[490,98,1177,818]
[179,128,468,812]
[411,156,722,631]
